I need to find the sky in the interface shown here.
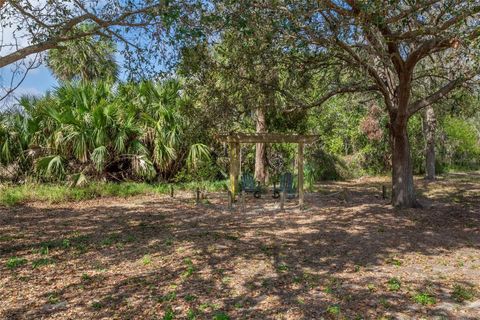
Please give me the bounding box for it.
[0,65,57,97]
[0,63,58,110]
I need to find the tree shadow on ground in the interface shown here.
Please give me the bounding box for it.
[0,175,479,319]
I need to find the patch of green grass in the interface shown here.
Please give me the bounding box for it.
[70,234,90,253]
[452,284,476,302]
[198,303,210,312]
[6,256,27,270]
[91,301,103,309]
[0,180,228,206]
[47,292,61,304]
[412,292,436,305]
[379,297,390,308]
[301,272,320,288]
[367,283,376,292]
[326,304,341,315]
[0,188,26,206]
[292,275,302,284]
[198,302,220,312]
[184,294,197,302]
[32,258,54,269]
[221,276,231,284]
[81,273,92,282]
[35,238,74,254]
[124,235,136,243]
[39,245,50,255]
[61,239,71,248]
[259,244,273,255]
[387,277,401,291]
[324,286,334,294]
[277,263,289,272]
[186,309,197,320]
[101,233,121,247]
[212,312,230,320]
[387,258,403,267]
[163,307,175,320]
[182,258,195,278]
[0,235,15,242]
[141,254,152,265]
[261,278,271,288]
[158,291,177,303]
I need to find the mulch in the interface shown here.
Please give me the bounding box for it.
[0,174,479,319]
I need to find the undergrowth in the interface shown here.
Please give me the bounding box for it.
[0,180,227,206]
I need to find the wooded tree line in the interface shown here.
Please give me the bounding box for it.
[1,0,480,208]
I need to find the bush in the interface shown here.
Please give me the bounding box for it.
[441,116,480,169]
[306,148,349,181]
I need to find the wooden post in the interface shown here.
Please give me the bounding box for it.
[240,190,246,212]
[229,142,240,200]
[196,187,200,206]
[298,142,304,209]
[170,185,174,197]
[235,142,241,194]
[227,190,233,210]
[229,142,234,197]
[382,185,387,199]
[280,189,285,211]
[238,144,242,179]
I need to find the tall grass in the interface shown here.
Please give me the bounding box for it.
[0,180,227,206]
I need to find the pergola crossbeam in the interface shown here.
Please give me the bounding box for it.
[217,133,317,144]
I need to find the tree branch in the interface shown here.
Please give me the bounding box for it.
[0,30,97,68]
[283,84,379,113]
[0,55,40,103]
[408,75,468,115]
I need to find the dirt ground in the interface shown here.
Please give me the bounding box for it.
[1,173,479,320]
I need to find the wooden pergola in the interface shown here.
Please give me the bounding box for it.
[217,133,318,207]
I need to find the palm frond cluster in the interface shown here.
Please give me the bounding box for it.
[0,80,210,184]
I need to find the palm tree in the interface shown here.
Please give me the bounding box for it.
[46,24,118,82]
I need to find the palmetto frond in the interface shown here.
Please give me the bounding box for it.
[187,143,211,170]
[91,146,108,171]
[35,155,65,178]
[131,155,156,179]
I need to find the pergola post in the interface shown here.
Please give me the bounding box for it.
[298,142,304,208]
[229,142,240,200]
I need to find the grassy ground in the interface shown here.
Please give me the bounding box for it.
[0,180,227,206]
[0,173,479,319]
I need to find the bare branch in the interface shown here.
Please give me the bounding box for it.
[408,75,469,115]
[0,55,40,103]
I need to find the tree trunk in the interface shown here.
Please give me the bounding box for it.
[423,105,436,180]
[254,107,268,184]
[391,118,419,208]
